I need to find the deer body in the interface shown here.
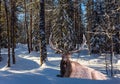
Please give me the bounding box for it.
[60,54,107,80]
[70,61,107,80]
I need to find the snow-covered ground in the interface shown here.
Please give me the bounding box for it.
[0,43,120,84]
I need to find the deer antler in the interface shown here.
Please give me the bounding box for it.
[49,33,62,53]
[70,34,87,53]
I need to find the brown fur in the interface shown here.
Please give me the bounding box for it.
[59,53,107,80]
[60,59,72,77]
[60,59,107,80]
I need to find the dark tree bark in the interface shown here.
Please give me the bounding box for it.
[4,0,11,67]
[29,0,33,52]
[86,0,94,54]
[10,0,16,64]
[74,0,84,44]
[110,34,114,76]
[0,0,2,61]
[39,0,47,65]
[24,0,30,53]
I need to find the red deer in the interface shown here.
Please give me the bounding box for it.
[49,34,107,80]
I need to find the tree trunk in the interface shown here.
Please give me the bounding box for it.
[74,0,84,44]
[0,0,1,61]
[110,34,114,76]
[39,0,47,65]
[86,0,94,54]
[4,0,11,67]
[29,0,33,52]
[24,0,30,53]
[10,0,16,64]
[74,0,79,44]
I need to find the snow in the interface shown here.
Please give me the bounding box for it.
[0,43,120,84]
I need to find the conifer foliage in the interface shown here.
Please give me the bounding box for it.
[50,0,79,53]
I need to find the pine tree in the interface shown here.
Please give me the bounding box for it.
[32,0,40,51]
[86,0,94,54]
[74,0,84,45]
[24,0,30,53]
[39,0,47,65]
[90,0,106,54]
[104,0,120,77]
[45,0,54,44]
[50,0,78,53]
